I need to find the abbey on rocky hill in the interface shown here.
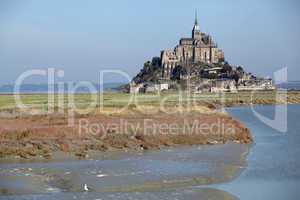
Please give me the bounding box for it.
[161,11,224,78]
[128,11,274,94]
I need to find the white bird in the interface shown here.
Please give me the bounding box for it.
[96,174,107,178]
[83,184,89,191]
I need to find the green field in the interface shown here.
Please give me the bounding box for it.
[0,90,298,112]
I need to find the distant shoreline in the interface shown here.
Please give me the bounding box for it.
[1,88,300,95]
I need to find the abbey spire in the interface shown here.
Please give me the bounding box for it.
[194,10,199,30]
[192,10,201,39]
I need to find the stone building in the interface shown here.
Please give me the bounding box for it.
[195,79,237,93]
[130,82,143,94]
[161,12,224,78]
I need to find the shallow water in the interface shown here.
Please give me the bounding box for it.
[1,104,300,199]
[217,104,300,199]
[0,143,248,199]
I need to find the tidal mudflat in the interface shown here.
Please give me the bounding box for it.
[0,142,249,199]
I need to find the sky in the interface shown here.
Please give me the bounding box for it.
[0,0,299,84]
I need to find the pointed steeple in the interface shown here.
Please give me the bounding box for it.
[192,9,201,39]
[195,9,198,26]
[193,9,200,31]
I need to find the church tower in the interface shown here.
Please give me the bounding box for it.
[192,10,201,40]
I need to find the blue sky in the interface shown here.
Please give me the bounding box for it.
[0,0,299,84]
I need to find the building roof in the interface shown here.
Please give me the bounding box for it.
[180,38,194,41]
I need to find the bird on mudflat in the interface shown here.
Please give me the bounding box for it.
[83,184,89,191]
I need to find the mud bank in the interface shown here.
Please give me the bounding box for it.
[0,110,252,161]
